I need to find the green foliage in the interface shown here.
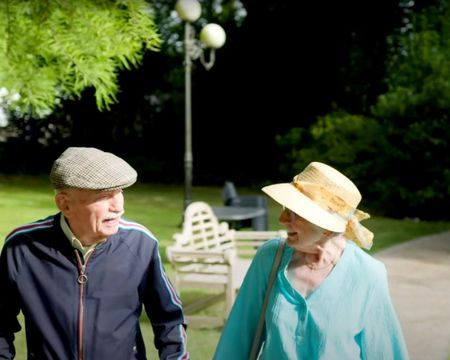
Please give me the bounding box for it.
[276,3,450,220]
[377,4,450,115]
[371,3,450,219]
[0,0,161,117]
[276,112,390,211]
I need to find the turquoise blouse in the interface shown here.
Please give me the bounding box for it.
[213,238,409,360]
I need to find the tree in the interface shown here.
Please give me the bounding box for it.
[275,112,392,213]
[0,0,161,119]
[0,0,248,180]
[371,1,450,219]
[276,1,450,219]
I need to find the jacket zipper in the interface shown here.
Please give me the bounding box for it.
[75,249,94,360]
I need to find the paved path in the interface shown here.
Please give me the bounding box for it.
[375,231,450,360]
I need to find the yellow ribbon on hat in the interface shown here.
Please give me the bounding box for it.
[293,181,374,250]
[344,209,374,250]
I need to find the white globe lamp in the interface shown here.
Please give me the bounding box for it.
[200,23,227,49]
[175,0,202,22]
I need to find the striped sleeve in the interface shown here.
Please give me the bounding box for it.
[119,219,189,359]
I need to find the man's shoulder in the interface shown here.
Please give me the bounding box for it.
[116,219,159,261]
[118,218,156,242]
[5,214,57,244]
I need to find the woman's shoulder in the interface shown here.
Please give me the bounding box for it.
[252,237,287,269]
[346,241,387,276]
[259,236,285,252]
[256,236,289,260]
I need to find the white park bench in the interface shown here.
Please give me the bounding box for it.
[166,201,286,326]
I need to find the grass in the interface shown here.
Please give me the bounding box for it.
[1,175,450,359]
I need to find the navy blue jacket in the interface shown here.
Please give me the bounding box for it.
[0,213,189,359]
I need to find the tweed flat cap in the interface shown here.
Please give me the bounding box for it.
[50,147,137,190]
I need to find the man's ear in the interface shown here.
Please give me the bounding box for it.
[55,191,70,215]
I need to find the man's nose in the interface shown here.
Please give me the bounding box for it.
[110,192,124,211]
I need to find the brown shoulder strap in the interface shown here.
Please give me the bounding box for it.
[249,239,286,360]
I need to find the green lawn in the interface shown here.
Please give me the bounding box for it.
[1,175,450,359]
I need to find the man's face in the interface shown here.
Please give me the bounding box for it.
[56,188,124,245]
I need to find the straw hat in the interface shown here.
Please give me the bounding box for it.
[262,162,373,249]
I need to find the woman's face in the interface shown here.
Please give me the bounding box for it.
[278,207,328,252]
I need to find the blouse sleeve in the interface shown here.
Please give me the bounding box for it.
[359,264,410,360]
[212,238,282,360]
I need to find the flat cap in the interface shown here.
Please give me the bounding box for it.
[50,147,137,190]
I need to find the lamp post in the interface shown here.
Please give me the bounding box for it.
[175,0,226,210]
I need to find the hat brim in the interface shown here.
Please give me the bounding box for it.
[262,183,346,232]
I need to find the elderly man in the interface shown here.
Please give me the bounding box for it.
[0,147,189,359]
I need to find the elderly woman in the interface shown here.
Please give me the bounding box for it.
[213,162,409,360]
